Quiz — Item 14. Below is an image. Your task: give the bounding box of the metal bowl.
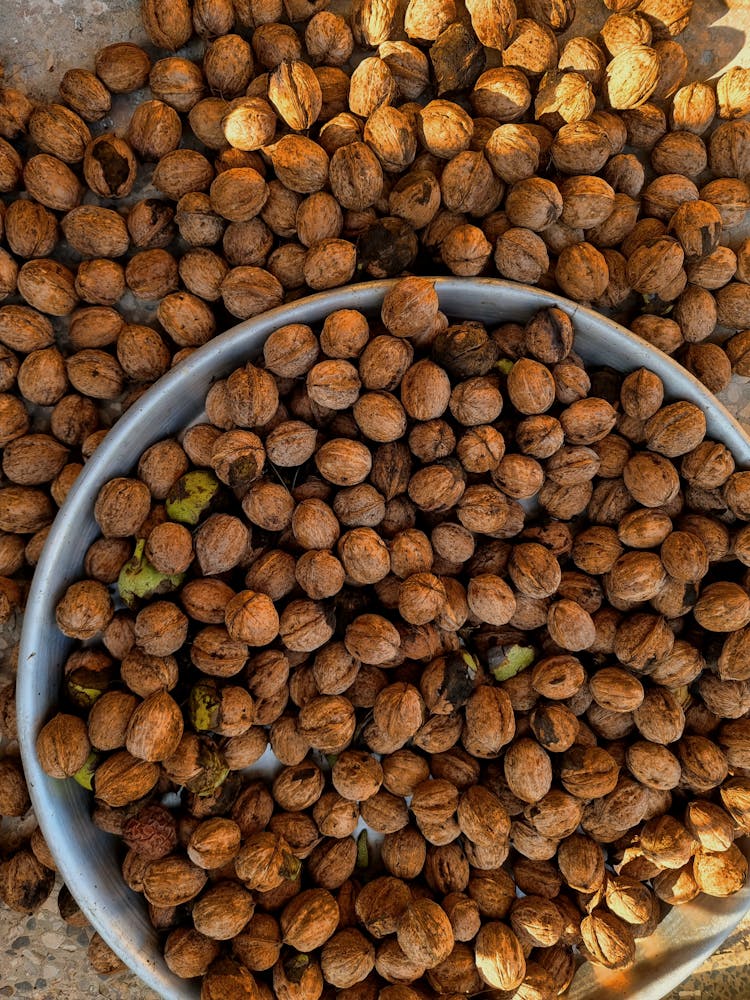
[17,278,750,1000]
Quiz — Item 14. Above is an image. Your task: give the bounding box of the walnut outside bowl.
[17,278,750,1000]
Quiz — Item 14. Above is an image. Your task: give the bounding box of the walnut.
[634,0,692,37]
[441,224,492,277]
[503,738,552,805]
[0,757,30,817]
[155,152,213,208]
[349,0,398,46]
[95,42,151,93]
[626,235,685,294]
[494,228,548,285]
[141,0,192,49]
[202,35,253,98]
[535,70,595,129]
[355,877,413,942]
[471,68,531,123]
[700,178,750,230]
[0,850,55,915]
[506,177,563,231]
[552,120,611,174]
[623,451,680,507]
[126,100,181,162]
[677,735,728,793]
[205,958,260,1000]
[485,125,539,187]
[474,922,526,991]
[122,803,177,863]
[710,124,749,182]
[652,865,699,905]
[717,283,750,330]
[296,695,355,754]
[266,60,321,133]
[660,530,709,584]
[510,895,564,949]
[416,101,471,162]
[0,86,34,142]
[193,882,255,941]
[503,19,558,77]
[680,444,736,498]
[94,750,160,807]
[164,928,221,979]
[60,68,112,123]
[347,57,396,122]
[717,66,750,120]
[693,582,750,632]
[693,844,748,898]
[320,928,376,988]
[671,81,716,135]
[652,131,707,178]
[378,278,438,345]
[141,855,208,911]
[724,473,750,523]
[429,21,484,96]
[645,401,706,457]
[123,689,184,763]
[580,910,635,969]
[395,898,454,969]
[28,103,91,164]
[556,243,610,302]
[315,438,372,486]
[684,802,735,855]
[329,141,384,212]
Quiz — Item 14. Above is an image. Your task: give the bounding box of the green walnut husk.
[117,538,185,609]
[184,738,230,796]
[189,679,221,732]
[65,666,116,709]
[283,952,312,985]
[356,830,369,869]
[73,751,101,790]
[165,470,221,526]
[490,644,537,682]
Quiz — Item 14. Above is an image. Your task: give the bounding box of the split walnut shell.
[83,135,138,198]
[268,61,322,132]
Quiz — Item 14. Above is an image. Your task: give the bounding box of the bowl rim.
[17,277,750,1000]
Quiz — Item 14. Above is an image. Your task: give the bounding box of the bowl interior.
[17,278,750,1000]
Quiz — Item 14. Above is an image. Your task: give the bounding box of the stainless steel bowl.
[17,278,750,1000]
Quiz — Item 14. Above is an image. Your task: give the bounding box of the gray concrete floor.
[1,0,748,99]
[1,0,148,97]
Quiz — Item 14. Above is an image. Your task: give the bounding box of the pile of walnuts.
[33,275,750,998]
[0,2,746,593]
[0,0,747,989]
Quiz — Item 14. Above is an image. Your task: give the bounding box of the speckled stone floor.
[1,0,749,998]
